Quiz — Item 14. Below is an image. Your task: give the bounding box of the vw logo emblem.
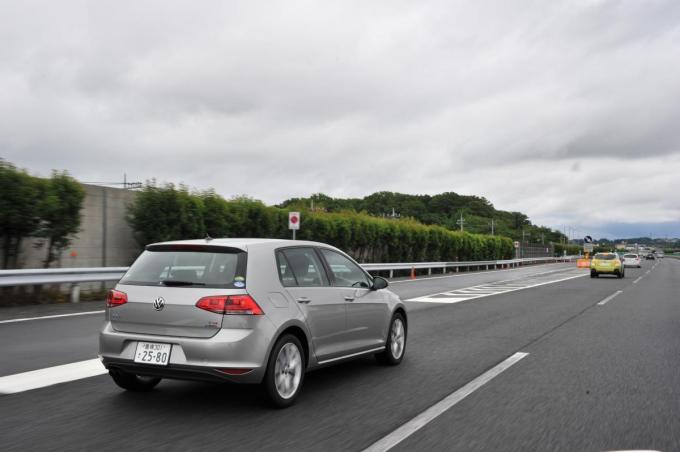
[153,297,165,311]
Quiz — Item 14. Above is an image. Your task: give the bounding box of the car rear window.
[623,254,637,258]
[593,253,616,260]
[120,246,247,288]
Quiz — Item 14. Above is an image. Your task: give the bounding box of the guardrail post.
[389,269,394,279]
[70,283,80,303]
[428,268,432,276]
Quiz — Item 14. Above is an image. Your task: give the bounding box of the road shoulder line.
[0,310,104,324]
[0,359,106,394]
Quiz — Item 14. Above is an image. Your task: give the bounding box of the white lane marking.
[389,263,572,284]
[645,270,651,274]
[597,290,623,306]
[0,359,106,394]
[0,310,104,324]
[633,276,643,284]
[406,273,586,303]
[363,352,529,452]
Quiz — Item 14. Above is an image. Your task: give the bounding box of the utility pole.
[456,212,466,232]
[490,218,495,236]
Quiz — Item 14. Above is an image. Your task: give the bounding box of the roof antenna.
[205,233,213,242]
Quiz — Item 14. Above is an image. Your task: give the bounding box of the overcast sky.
[2,0,679,239]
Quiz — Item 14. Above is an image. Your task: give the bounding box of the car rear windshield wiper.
[160,280,206,287]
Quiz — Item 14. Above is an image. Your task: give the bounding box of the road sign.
[288,212,300,230]
[584,235,593,243]
[513,241,520,249]
[584,243,594,253]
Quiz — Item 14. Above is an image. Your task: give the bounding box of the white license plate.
[134,342,172,366]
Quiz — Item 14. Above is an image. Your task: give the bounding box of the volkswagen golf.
[99,238,407,407]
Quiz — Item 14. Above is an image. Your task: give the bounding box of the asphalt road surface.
[1,259,676,451]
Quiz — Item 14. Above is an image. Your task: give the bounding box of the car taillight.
[196,295,263,315]
[107,289,128,307]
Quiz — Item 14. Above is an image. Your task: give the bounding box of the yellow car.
[590,252,625,278]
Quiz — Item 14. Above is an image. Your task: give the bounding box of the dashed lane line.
[363,352,529,452]
[597,290,623,306]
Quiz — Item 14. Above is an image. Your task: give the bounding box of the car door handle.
[296,297,311,304]
[344,296,355,302]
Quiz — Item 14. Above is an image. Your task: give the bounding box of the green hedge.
[127,185,514,262]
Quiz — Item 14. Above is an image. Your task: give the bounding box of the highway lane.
[0,262,577,376]
[0,260,671,451]
[394,258,676,451]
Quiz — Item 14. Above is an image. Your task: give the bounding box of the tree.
[127,183,206,247]
[0,160,42,268]
[35,171,86,268]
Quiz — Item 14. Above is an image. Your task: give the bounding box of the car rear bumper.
[99,320,274,384]
[591,267,621,274]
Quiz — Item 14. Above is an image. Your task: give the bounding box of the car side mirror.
[371,276,388,290]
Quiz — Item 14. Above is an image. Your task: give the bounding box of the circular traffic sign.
[290,215,299,224]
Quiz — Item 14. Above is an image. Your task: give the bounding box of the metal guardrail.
[0,267,129,287]
[362,256,576,278]
[0,257,576,302]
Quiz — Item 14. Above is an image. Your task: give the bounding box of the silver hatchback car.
[99,238,407,407]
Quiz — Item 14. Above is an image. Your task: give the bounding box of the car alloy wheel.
[390,318,405,360]
[274,342,303,400]
[263,334,306,408]
[377,313,407,365]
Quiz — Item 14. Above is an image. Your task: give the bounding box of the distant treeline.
[128,185,515,262]
[278,192,566,244]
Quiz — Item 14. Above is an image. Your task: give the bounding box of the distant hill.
[596,237,678,247]
[278,191,566,244]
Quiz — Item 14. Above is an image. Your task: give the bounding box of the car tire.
[109,369,161,392]
[591,271,598,278]
[263,334,305,409]
[377,313,407,365]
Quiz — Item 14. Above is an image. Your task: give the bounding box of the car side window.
[276,252,298,287]
[279,248,329,287]
[319,249,370,288]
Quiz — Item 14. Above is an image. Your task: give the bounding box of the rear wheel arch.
[275,325,310,369]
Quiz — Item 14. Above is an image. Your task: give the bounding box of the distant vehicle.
[99,238,407,407]
[622,254,641,268]
[656,252,665,259]
[645,253,656,260]
[591,252,625,278]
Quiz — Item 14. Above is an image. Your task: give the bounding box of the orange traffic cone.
[410,267,416,280]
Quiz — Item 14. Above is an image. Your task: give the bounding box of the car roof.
[146,238,333,252]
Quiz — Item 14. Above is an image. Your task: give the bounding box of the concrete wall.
[17,184,140,269]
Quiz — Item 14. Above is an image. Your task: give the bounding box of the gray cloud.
[1,0,680,238]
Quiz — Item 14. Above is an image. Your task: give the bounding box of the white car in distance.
[622,253,641,268]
